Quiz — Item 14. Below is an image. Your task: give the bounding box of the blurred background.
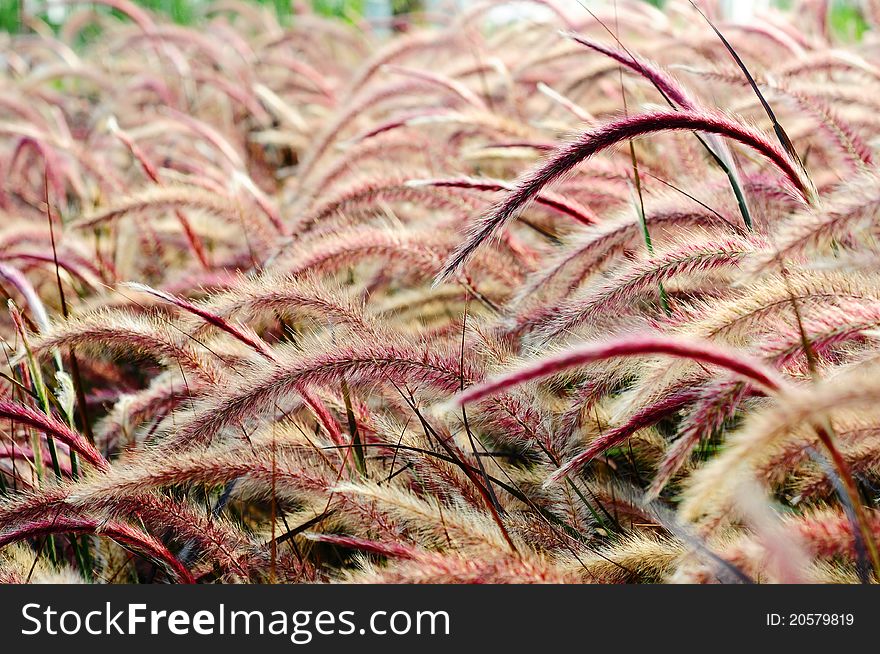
[0,0,871,42]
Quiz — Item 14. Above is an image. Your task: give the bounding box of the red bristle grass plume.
[438,108,812,282]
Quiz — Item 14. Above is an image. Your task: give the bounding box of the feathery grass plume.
[118,283,347,448]
[73,185,277,243]
[303,132,447,201]
[566,34,697,110]
[277,225,527,294]
[294,175,485,235]
[754,409,880,500]
[454,333,784,487]
[92,372,198,452]
[532,233,764,341]
[456,334,783,407]
[556,385,700,473]
[0,484,256,581]
[0,401,107,472]
[646,379,753,499]
[370,417,487,509]
[679,364,880,524]
[787,506,880,563]
[774,88,873,170]
[331,480,517,553]
[168,335,478,449]
[343,549,582,584]
[347,529,686,583]
[122,282,274,359]
[672,269,880,344]
[24,309,221,383]
[565,33,755,224]
[760,299,880,370]
[108,119,211,268]
[510,205,740,309]
[279,226,444,279]
[186,272,374,337]
[537,81,595,122]
[297,79,452,188]
[610,271,880,421]
[438,108,811,282]
[383,65,488,111]
[304,533,419,560]
[60,441,332,510]
[753,169,880,270]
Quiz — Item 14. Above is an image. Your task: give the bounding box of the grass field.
[2,0,880,584]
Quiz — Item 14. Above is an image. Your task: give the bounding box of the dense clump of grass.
[3,0,880,584]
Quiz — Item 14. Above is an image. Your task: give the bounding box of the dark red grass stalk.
[124,283,274,359]
[0,401,108,472]
[453,334,784,485]
[456,334,783,405]
[567,34,695,109]
[408,177,597,225]
[557,387,700,472]
[647,381,754,498]
[0,516,193,583]
[437,108,811,282]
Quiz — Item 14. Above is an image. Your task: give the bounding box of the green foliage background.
[0,1,871,41]
[0,0,367,32]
